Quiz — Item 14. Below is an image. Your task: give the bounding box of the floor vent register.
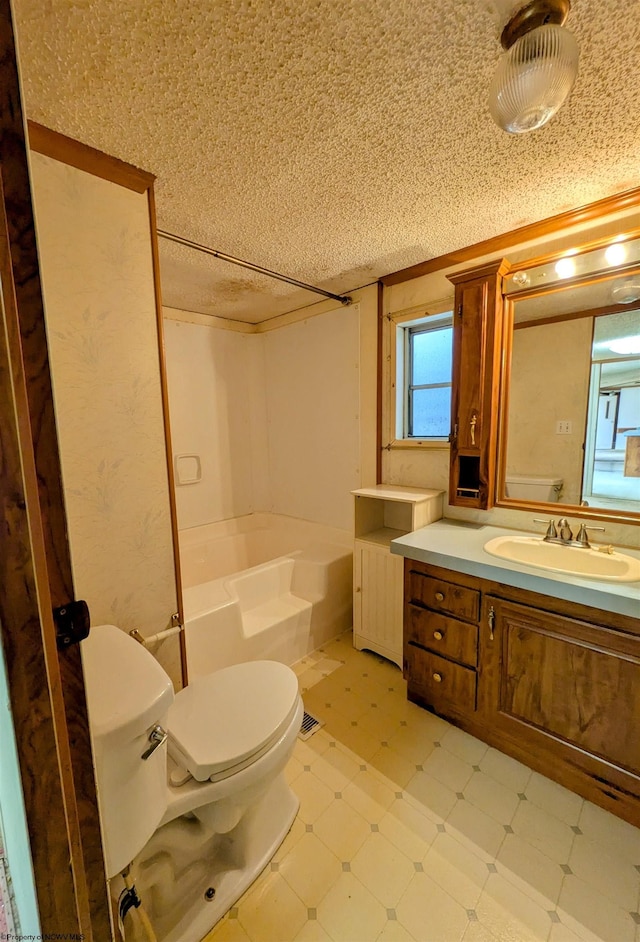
[299,711,324,741]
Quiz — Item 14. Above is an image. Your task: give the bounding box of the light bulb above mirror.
[489,0,579,134]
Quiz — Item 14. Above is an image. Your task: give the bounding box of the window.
[406,321,453,438]
[383,305,454,449]
[393,311,453,442]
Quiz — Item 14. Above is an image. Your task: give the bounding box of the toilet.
[504,473,563,502]
[81,625,302,942]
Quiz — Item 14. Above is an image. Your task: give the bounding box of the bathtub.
[179,514,353,678]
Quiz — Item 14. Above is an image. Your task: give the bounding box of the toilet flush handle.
[141,724,168,760]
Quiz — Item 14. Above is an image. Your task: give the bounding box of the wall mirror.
[497,230,640,522]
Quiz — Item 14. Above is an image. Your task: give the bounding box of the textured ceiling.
[14,0,640,322]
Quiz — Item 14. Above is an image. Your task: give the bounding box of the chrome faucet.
[533,518,605,549]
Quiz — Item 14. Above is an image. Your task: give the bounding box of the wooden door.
[480,594,640,824]
[0,3,112,937]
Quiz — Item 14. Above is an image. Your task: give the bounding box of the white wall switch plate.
[556,420,572,434]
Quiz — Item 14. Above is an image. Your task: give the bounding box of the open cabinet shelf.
[352,486,443,668]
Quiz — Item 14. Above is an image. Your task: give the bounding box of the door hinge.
[53,599,90,650]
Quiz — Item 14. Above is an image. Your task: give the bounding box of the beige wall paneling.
[30,153,181,686]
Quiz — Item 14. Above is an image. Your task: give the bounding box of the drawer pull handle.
[433,630,443,640]
[433,672,443,683]
[488,605,495,641]
[435,591,445,602]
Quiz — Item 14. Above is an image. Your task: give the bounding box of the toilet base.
[120,772,299,942]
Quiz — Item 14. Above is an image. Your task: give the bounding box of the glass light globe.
[489,24,579,134]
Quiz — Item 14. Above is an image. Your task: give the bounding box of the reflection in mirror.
[502,238,640,516]
[583,311,640,509]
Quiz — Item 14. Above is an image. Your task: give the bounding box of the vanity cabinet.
[405,568,481,720]
[404,558,640,827]
[480,596,640,782]
[447,259,509,510]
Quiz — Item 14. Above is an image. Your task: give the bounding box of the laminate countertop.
[390,519,640,620]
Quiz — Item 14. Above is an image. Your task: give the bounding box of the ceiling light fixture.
[607,335,640,356]
[489,0,579,134]
[611,278,640,305]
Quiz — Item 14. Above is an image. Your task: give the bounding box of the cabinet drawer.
[406,645,477,713]
[408,572,480,623]
[407,605,478,667]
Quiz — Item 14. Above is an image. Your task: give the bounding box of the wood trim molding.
[0,166,89,937]
[148,187,188,688]
[1,5,112,934]
[164,306,256,333]
[382,187,640,287]
[27,120,155,193]
[446,257,512,286]
[376,281,383,483]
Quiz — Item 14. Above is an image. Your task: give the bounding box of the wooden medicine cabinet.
[447,259,510,510]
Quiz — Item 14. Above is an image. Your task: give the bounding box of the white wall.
[163,321,269,528]
[165,286,377,534]
[263,305,360,530]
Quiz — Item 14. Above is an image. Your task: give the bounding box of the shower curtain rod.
[157,229,353,306]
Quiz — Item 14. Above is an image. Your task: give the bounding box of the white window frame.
[383,302,454,450]
[404,319,453,440]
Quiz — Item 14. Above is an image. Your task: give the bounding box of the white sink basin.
[484,536,640,583]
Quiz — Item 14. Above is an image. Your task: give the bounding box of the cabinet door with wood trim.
[480,595,640,791]
[447,259,509,509]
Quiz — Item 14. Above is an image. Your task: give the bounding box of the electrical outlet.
[556,420,572,434]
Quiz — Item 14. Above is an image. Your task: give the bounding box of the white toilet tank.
[82,625,174,878]
[505,474,563,502]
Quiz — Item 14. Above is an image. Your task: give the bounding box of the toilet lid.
[167,660,300,782]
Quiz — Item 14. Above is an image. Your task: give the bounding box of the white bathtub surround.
[164,300,370,535]
[180,514,353,677]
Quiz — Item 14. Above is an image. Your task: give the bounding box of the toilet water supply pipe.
[129,624,182,646]
[120,867,158,942]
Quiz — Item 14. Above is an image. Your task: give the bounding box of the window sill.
[386,438,450,450]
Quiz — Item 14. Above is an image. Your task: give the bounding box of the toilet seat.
[167,660,300,783]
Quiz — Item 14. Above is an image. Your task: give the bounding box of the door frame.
[0,2,112,935]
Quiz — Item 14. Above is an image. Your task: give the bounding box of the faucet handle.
[533,518,557,540]
[575,523,605,547]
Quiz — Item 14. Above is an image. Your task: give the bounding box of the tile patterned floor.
[205,632,640,942]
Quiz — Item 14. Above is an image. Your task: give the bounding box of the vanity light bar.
[505,235,640,294]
